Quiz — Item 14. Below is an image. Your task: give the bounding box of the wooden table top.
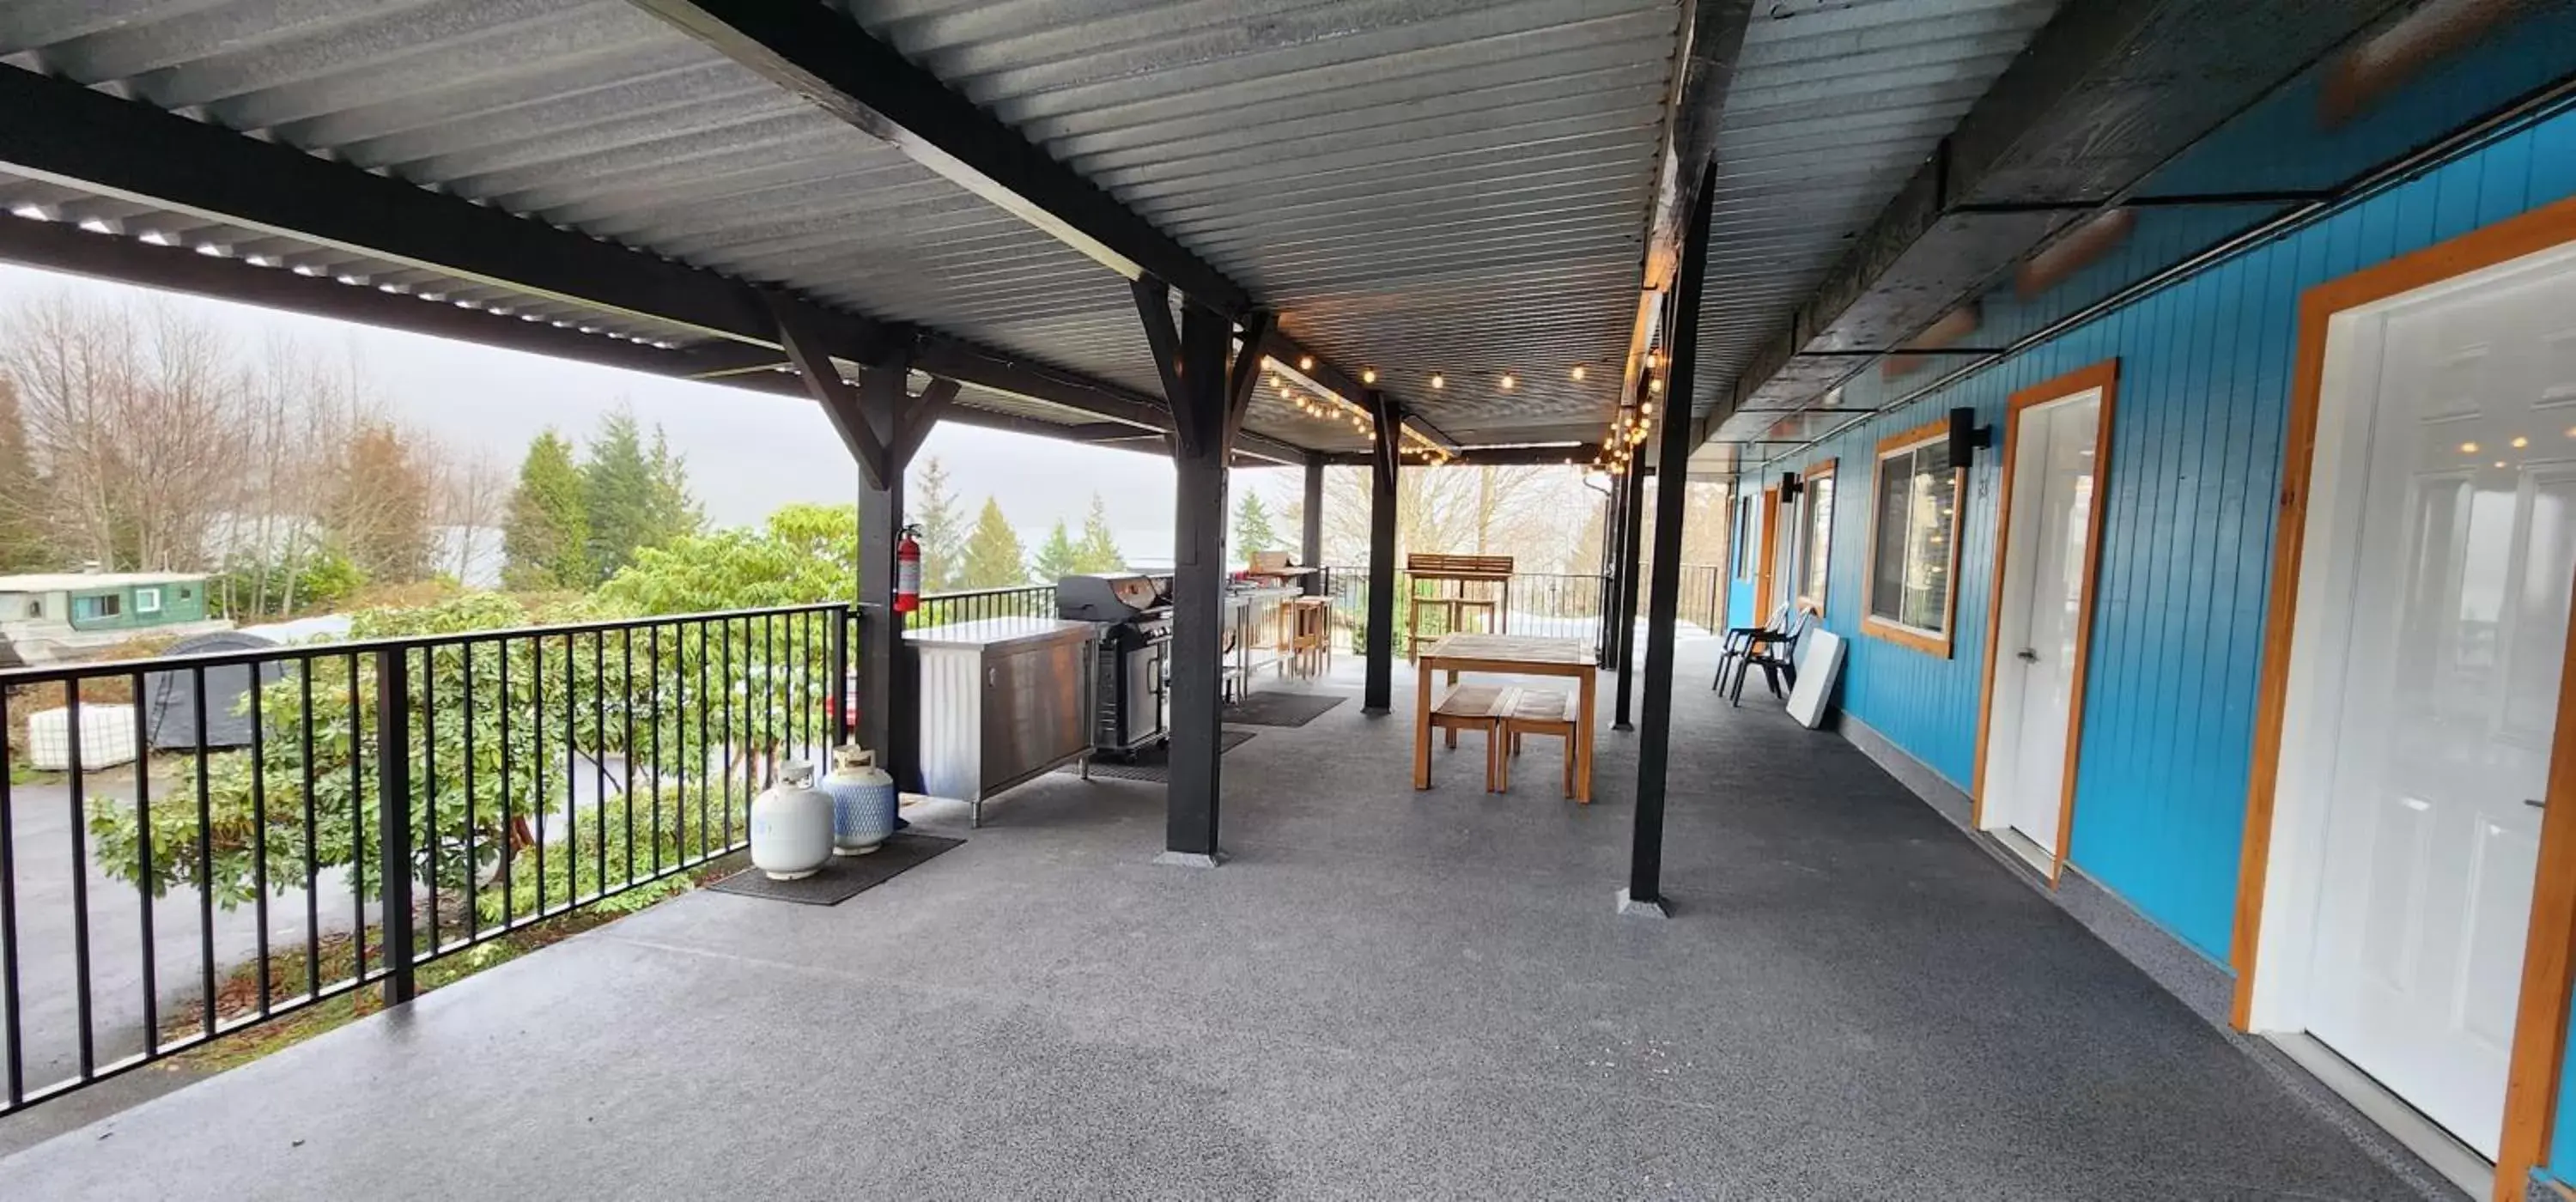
[1419,633,1595,666]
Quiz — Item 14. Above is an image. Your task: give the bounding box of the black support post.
[777,307,944,792]
[374,647,416,1005]
[1362,391,1400,714]
[1134,282,1245,865]
[1301,456,1327,596]
[1611,452,1647,732]
[1623,167,1716,919]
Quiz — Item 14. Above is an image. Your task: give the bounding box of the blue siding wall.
[1759,106,2576,970]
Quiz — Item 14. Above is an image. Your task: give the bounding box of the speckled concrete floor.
[0,642,2435,1200]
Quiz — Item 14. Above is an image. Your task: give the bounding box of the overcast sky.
[0,262,1315,558]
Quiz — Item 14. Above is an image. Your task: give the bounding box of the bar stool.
[1285,596,1332,677]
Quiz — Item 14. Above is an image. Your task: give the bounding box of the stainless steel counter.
[905,618,1096,826]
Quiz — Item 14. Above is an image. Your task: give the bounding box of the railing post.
[374,646,416,1005]
[828,603,851,744]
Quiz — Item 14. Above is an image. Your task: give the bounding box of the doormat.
[1070,729,1255,782]
[708,832,963,906]
[1222,691,1346,728]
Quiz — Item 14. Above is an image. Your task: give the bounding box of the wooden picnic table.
[1412,633,1597,802]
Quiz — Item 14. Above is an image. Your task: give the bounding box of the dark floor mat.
[708,832,963,905]
[1071,729,1255,781]
[1222,690,1347,727]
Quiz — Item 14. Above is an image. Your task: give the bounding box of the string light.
[1362,367,1378,384]
[1498,372,1516,391]
[1298,355,1315,371]
[1571,365,1587,381]
[1430,373,1445,390]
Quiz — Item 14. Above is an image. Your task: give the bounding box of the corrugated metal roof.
[835,0,1686,445]
[1690,0,2060,442]
[0,0,1166,402]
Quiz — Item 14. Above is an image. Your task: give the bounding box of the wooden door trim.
[2227,192,2576,1202]
[1797,458,1838,616]
[1754,485,1780,622]
[1968,360,2118,885]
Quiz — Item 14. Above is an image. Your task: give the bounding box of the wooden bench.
[1429,683,1515,792]
[1498,687,1577,798]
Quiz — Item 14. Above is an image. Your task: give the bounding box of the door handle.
[2015,648,2038,663]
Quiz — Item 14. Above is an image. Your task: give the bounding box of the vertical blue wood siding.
[1751,106,2576,973]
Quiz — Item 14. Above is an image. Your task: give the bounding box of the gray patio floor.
[0,640,2438,1200]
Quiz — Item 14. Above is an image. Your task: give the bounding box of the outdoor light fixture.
[1945,406,1994,470]
[1779,471,1802,501]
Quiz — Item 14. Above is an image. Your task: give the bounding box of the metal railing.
[1317,564,1725,658]
[0,603,848,1114]
[909,584,1052,628]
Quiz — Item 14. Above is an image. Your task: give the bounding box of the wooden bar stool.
[1429,683,1516,792]
[1285,596,1332,677]
[1498,687,1578,799]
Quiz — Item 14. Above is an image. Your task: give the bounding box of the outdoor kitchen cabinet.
[905,617,1097,827]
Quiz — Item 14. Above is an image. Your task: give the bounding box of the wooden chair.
[1429,683,1515,792]
[1498,687,1578,798]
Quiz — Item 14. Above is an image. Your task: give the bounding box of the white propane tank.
[749,761,834,880]
[819,744,899,855]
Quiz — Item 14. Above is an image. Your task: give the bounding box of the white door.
[1981,392,2100,858]
[2302,247,2576,1160]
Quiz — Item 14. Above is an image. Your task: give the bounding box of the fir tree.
[1072,492,1125,574]
[501,429,590,591]
[1031,519,1083,583]
[909,456,968,592]
[957,497,1027,588]
[1234,491,1280,554]
[581,408,699,583]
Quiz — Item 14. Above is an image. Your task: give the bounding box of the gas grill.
[1054,574,1171,757]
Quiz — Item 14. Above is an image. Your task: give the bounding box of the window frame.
[1730,492,1756,582]
[1795,458,1838,616]
[134,586,163,615]
[1862,418,1965,658]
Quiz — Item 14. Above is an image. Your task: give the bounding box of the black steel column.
[1301,455,1327,596]
[1611,449,1647,732]
[1623,167,1714,919]
[855,453,914,789]
[1362,391,1400,714]
[1134,283,1250,865]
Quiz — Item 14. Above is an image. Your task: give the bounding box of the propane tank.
[894,523,922,615]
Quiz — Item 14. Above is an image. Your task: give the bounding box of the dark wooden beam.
[772,294,894,491]
[629,0,1248,318]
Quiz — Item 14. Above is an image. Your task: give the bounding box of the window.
[1865,421,1963,655]
[134,587,162,615]
[72,593,123,622]
[1731,495,1755,581]
[1795,460,1837,612]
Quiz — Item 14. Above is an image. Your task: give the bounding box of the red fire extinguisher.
[894,524,922,615]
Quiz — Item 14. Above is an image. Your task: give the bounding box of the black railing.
[1319,565,1726,659]
[0,603,847,1114]
[909,584,1051,628]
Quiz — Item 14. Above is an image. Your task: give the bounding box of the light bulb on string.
[1297,355,1314,371]
[1499,373,1516,391]
[1362,367,1378,384]
[1430,373,1445,390]
[1571,365,1587,381]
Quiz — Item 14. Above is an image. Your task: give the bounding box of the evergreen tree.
[1031,519,1082,583]
[1234,491,1280,554]
[581,408,698,583]
[644,427,703,544]
[908,456,967,592]
[957,498,1027,588]
[501,429,590,591]
[1072,492,1125,573]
